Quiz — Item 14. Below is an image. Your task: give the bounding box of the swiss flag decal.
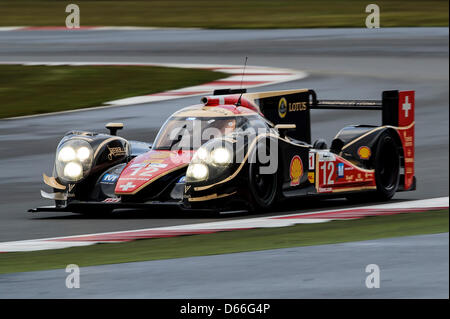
[398,90,415,190]
[398,91,415,127]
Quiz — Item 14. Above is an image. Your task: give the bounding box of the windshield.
[153,115,268,150]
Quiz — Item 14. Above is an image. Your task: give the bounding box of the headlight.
[76,146,91,161]
[194,147,209,162]
[193,146,232,166]
[63,162,83,179]
[55,139,93,182]
[210,147,231,165]
[186,163,208,181]
[187,140,235,183]
[58,146,76,162]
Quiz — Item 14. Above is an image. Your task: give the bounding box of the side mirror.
[106,122,124,136]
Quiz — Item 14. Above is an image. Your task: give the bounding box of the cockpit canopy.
[153,107,270,150]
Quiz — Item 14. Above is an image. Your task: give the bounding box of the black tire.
[373,131,401,200]
[347,131,400,203]
[248,141,278,210]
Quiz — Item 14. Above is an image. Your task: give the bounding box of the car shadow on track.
[31,196,408,220]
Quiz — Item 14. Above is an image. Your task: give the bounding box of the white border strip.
[0,197,447,252]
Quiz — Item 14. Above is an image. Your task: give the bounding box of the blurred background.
[0,0,448,28]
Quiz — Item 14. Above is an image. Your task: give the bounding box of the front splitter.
[28,200,220,214]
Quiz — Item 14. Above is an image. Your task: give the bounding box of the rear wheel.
[347,131,400,203]
[373,131,400,200]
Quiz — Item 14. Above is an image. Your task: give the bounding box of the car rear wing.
[245,88,414,140]
[310,89,415,129]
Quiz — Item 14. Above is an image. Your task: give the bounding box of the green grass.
[0,65,225,118]
[0,209,447,274]
[0,1,447,28]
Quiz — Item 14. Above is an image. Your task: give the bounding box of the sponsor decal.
[357,146,371,160]
[128,166,160,178]
[103,197,121,203]
[68,184,75,192]
[101,173,118,184]
[119,182,136,191]
[148,163,168,168]
[184,185,191,193]
[149,152,171,159]
[278,97,287,118]
[288,101,307,112]
[143,159,164,164]
[289,155,303,186]
[308,152,315,170]
[308,172,315,183]
[337,163,344,178]
[318,151,335,162]
[130,163,147,168]
[278,98,306,119]
[320,161,335,185]
[107,146,126,160]
[365,172,374,179]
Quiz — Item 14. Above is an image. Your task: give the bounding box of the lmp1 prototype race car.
[30,88,416,214]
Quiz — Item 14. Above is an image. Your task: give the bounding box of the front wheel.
[248,143,278,211]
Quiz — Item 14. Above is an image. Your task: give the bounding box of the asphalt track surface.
[0,233,448,298]
[0,28,448,243]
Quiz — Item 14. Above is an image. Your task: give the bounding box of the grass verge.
[0,65,225,118]
[0,1,448,28]
[0,209,447,274]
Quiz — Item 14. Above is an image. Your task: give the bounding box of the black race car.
[31,88,415,214]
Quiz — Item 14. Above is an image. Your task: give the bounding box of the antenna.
[235,56,248,107]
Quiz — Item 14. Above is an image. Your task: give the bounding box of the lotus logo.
[278,97,287,118]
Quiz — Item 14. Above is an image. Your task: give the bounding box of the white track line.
[0,27,27,31]
[0,61,308,120]
[0,197,447,253]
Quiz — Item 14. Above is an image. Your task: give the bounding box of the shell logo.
[358,146,371,160]
[290,155,303,186]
